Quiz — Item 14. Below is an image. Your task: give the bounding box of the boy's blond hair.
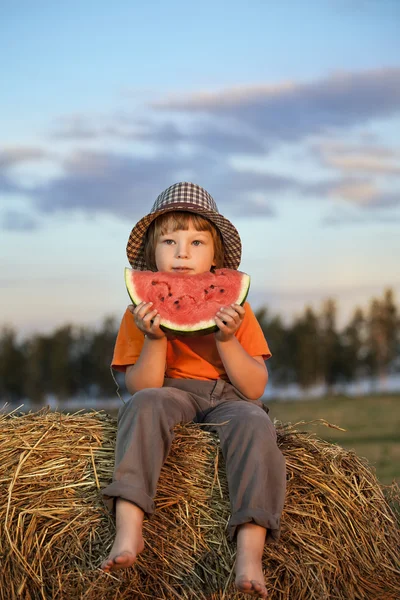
[144,211,224,272]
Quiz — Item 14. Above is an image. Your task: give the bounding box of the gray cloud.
[30,150,292,219]
[50,115,267,156]
[30,150,195,219]
[0,146,52,199]
[304,176,400,210]
[48,68,400,164]
[188,123,267,155]
[0,147,50,200]
[153,68,400,143]
[0,147,295,227]
[1,144,396,232]
[50,114,149,141]
[310,140,400,175]
[2,68,399,230]
[0,173,20,194]
[1,210,39,231]
[323,210,400,226]
[0,146,49,168]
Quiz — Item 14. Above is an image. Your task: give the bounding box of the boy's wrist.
[144,333,167,342]
[215,333,235,344]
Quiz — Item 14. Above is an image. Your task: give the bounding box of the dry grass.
[1,408,399,600]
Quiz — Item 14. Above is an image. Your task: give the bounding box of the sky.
[1,0,400,338]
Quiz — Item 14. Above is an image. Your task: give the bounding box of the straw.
[1,409,399,599]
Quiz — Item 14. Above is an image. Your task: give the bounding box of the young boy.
[101,182,286,598]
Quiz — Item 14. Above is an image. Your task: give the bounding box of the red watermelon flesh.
[124,268,251,335]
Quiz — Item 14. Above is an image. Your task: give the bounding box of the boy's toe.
[250,580,268,597]
[100,559,112,571]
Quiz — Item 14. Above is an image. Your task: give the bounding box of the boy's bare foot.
[101,498,145,573]
[235,523,268,598]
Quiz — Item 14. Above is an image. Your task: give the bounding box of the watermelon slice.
[124,268,251,336]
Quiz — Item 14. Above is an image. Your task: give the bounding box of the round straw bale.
[0,409,399,600]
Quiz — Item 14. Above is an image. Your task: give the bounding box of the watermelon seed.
[204,290,208,294]
[152,281,157,285]
[220,289,225,293]
[160,297,164,302]
[174,300,179,304]
[210,285,215,289]
[168,293,173,297]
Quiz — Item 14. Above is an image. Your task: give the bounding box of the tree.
[88,317,119,396]
[255,308,293,385]
[318,299,343,392]
[23,334,52,405]
[48,325,78,400]
[341,307,366,383]
[289,306,321,390]
[365,288,399,383]
[0,326,25,402]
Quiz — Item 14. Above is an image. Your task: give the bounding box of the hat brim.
[126,203,242,271]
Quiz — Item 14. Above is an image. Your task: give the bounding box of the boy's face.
[155,219,215,274]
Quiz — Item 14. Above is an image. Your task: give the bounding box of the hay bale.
[1,408,399,600]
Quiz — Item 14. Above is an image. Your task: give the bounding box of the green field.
[268,394,400,486]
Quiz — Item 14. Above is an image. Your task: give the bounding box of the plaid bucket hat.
[126,182,242,270]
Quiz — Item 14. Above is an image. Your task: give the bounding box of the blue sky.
[1,0,400,336]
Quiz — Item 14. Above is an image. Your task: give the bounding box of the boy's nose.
[176,243,189,258]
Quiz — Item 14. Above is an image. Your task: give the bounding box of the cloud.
[0,173,20,194]
[0,146,296,229]
[0,146,52,198]
[30,150,191,218]
[50,114,267,156]
[152,67,400,143]
[28,149,292,219]
[1,210,39,231]
[311,140,400,175]
[48,68,400,161]
[2,68,399,230]
[1,143,396,231]
[323,210,400,226]
[0,146,49,168]
[305,176,400,209]
[50,114,149,141]
[324,154,400,175]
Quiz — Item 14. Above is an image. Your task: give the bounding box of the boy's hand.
[214,304,245,342]
[128,303,166,340]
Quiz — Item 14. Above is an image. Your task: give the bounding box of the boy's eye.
[192,240,203,246]
[162,239,175,245]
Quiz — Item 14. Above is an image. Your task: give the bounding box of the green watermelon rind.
[124,268,250,336]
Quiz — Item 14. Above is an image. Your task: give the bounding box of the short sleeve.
[236,302,271,360]
[111,309,145,372]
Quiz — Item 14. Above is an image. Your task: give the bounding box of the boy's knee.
[229,405,277,442]
[132,388,169,411]
[118,388,169,421]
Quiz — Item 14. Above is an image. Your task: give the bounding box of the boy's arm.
[216,337,268,400]
[215,304,268,400]
[125,336,167,394]
[125,302,168,394]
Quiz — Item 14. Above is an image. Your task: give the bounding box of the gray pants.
[102,378,286,541]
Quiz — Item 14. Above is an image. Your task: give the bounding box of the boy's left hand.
[214,304,245,342]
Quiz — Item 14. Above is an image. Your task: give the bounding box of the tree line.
[0,288,399,404]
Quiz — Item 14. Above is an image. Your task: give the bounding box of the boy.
[101,182,286,598]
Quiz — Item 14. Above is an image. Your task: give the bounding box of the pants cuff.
[102,481,155,516]
[228,508,281,542]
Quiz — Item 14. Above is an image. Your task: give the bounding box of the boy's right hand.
[129,303,166,340]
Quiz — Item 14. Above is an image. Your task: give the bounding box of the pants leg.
[203,399,286,542]
[102,386,199,514]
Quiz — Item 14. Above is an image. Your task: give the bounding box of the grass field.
[268,394,400,486]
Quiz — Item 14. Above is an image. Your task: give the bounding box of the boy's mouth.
[172,267,193,273]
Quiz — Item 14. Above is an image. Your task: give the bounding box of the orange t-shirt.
[111,302,271,382]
